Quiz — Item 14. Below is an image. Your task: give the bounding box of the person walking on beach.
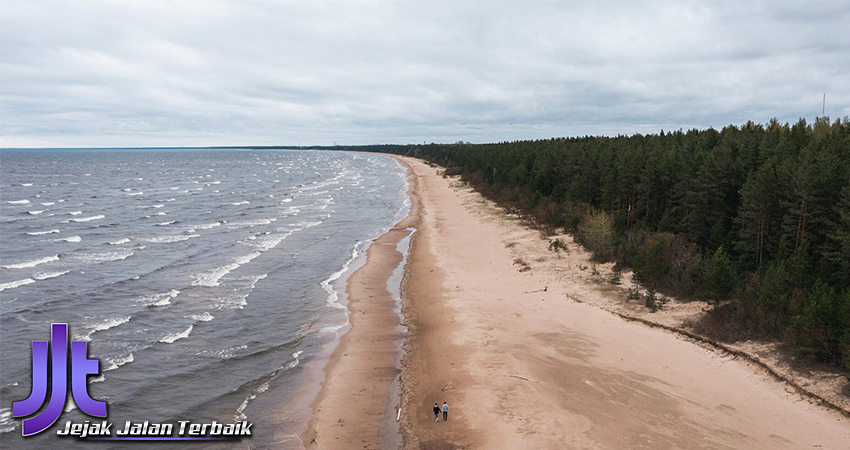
[433,403,440,422]
[442,401,449,421]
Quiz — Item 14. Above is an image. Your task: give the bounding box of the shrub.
[548,238,568,253]
[576,209,617,261]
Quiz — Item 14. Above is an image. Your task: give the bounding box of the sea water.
[0,148,408,449]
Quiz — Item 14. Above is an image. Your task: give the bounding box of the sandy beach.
[307,155,849,450]
[302,160,419,450]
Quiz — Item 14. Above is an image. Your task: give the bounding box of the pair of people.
[433,402,448,422]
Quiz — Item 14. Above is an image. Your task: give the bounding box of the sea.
[0,148,409,449]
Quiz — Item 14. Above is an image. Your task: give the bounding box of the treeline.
[361,118,850,369]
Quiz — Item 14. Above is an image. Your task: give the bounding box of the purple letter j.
[12,323,106,436]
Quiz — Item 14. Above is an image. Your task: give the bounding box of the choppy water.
[0,149,408,449]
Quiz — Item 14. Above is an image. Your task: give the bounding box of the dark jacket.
[433,405,440,415]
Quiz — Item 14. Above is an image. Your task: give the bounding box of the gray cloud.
[1,0,848,147]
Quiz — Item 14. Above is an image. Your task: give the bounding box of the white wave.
[19,183,34,187]
[192,222,222,230]
[281,198,293,203]
[124,191,144,196]
[227,218,276,229]
[139,234,199,243]
[1,254,59,269]
[76,250,134,263]
[69,214,104,222]
[250,231,295,251]
[190,312,214,322]
[104,353,134,371]
[160,324,193,343]
[140,289,180,307]
[192,252,261,287]
[230,201,250,206]
[26,229,60,236]
[322,242,362,312]
[69,211,82,215]
[155,212,166,216]
[156,220,176,226]
[7,199,29,204]
[213,274,267,310]
[58,235,81,243]
[33,270,69,280]
[0,407,14,434]
[26,210,46,215]
[0,278,35,291]
[79,316,131,342]
[151,204,164,208]
[40,202,55,206]
[108,238,131,245]
[234,349,301,421]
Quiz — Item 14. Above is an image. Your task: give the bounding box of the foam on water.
[139,289,181,307]
[108,238,131,245]
[104,353,134,371]
[190,312,215,322]
[160,324,193,343]
[33,271,69,280]
[0,278,36,291]
[192,251,261,287]
[6,199,29,204]
[76,250,134,263]
[234,350,303,421]
[68,214,104,222]
[139,234,199,243]
[79,316,131,342]
[26,229,60,235]
[0,407,15,434]
[1,254,60,269]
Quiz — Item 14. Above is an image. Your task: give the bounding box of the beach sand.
[307,155,849,449]
[301,160,418,450]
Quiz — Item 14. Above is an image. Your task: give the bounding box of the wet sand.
[302,160,418,450]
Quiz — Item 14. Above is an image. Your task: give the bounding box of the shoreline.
[301,156,418,450]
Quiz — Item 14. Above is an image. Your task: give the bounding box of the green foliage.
[632,234,670,286]
[645,289,659,312]
[348,117,850,367]
[790,281,850,367]
[576,209,616,261]
[704,246,736,309]
[548,238,568,253]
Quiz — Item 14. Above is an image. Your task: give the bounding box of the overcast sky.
[1,1,848,147]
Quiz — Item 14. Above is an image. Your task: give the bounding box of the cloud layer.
[1,1,848,147]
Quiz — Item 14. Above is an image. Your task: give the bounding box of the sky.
[1,0,848,148]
